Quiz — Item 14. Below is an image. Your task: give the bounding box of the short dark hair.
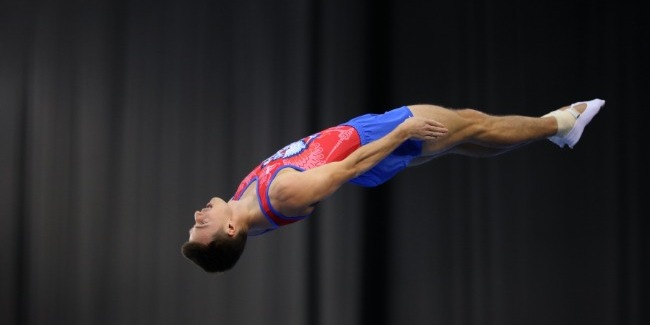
[181,229,248,273]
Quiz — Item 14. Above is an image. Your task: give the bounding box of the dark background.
[1,0,647,324]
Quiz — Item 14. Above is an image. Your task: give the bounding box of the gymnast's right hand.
[400,116,448,140]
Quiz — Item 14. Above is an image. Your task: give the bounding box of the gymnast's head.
[181,197,248,273]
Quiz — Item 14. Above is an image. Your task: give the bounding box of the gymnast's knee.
[455,108,490,120]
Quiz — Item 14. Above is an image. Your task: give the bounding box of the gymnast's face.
[188,197,232,244]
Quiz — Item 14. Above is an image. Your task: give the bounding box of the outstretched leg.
[407,99,604,159]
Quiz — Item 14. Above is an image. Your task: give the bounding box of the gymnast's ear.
[226,221,236,237]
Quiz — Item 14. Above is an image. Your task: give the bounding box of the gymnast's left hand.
[401,116,448,140]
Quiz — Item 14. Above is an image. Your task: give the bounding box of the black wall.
[1,0,647,324]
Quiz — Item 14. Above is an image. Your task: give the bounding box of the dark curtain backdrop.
[1,0,647,324]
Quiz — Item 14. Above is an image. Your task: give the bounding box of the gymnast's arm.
[270,117,448,211]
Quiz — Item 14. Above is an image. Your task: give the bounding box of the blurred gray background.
[1,0,647,324]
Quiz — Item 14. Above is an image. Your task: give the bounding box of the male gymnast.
[181,98,605,273]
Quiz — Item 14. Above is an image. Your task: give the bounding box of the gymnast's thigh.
[407,104,480,156]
